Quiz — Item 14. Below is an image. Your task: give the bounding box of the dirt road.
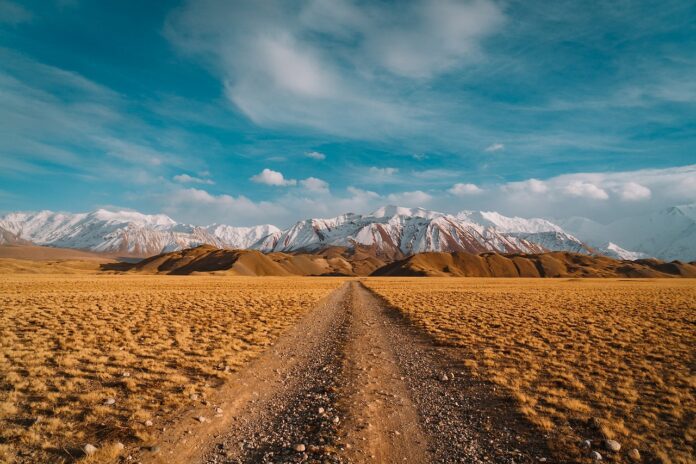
[142,281,553,463]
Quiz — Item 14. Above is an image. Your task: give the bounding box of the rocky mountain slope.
[0,226,31,246]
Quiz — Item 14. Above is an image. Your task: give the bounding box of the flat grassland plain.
[0,275,343,463]
[364,278,696,464]
[1,275,694,463]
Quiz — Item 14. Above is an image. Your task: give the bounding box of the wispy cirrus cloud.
[368,167,399,176]
[0,1,31,24]
[164,0,505,139]
[305,151,326,160]
[485,143,504,152]
[173,173,214,185]
[0,48,206,182]
[2,1,694,226]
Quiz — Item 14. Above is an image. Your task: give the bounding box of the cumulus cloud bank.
[160,164,696,226]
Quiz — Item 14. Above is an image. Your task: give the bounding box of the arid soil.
[365,278,696,464]
[2,276,692,463]
[0,276,342,463]
[139,282,552,464]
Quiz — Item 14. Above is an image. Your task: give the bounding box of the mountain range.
[0,209,279,257]
[1,204,694,261]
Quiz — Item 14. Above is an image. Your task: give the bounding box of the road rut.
[142,281,553,464]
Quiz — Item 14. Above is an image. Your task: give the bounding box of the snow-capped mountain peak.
[457,210,563,233]
[255,207,588,258]
[4,204,687,261]
[0,209,280,257]
[556,203,696,262]
[89,209,177,228]
[368,205,444,220]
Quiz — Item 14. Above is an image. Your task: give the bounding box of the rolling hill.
[109,244,386,276]
[103,245,696,278]
[372,251,696,278]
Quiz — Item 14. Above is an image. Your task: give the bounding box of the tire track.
[355,281,555,463]
[143,281,554,464]
[337,282,430,463]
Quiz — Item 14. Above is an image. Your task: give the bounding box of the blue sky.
[1,0,695,226]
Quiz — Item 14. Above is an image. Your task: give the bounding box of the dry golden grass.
[364,278,696,464]
[0,258,110,274]
[0,275,342,463]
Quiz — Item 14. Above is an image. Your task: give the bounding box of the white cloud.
[173,173,214,185]
[448,183,483,195]
[386,190,432,206]
[502,178,548,194]
[164,0,504,138]
[259,35,336,98]
[0,49,205,182]
[346,186,380,199]
[369,166,399,176]
[563,181,609,200]
[671,175,696,198]
[250,168,297,186]
[157,165,696,227]
[305,151,326,160]
[411,169,461,180]
[365,0,506,78]
[162,187,287,226]
[619,182,651,201]
[485,143,504,152]
[484,165,696,221]
[300,177,329,193]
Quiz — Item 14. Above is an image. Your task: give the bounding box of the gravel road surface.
[141,281,555,464]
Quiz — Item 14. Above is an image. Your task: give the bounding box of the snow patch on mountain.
[5,204,686,260]
[457,211,563,233]
[555,203,696,261]
[204,224,280,249]
[457,210,593,255]
[257,205,587,257]
[0,226,30,245]
[597,242,648,260]
[370,206,443,220]
[0,210,279,257]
